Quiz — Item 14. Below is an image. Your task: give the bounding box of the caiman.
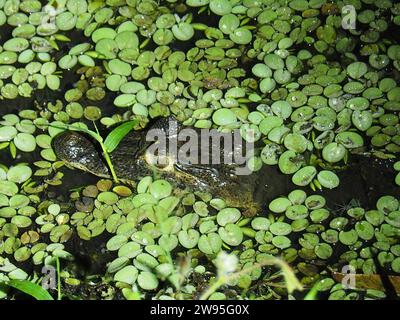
[53,116,399,216]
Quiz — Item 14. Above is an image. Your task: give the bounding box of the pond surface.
[0,0,400,301]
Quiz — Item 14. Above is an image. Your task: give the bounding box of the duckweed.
[0,0,399,302]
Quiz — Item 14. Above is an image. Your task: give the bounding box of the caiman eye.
[144,151,174,171]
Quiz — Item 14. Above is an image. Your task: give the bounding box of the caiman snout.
[53,131,110,177]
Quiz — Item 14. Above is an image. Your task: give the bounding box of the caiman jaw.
[63,161,111,180]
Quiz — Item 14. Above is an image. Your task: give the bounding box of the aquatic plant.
[0,0,399,300]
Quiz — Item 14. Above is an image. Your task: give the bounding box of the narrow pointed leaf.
[6,280,54,300]
[104,120,139,153]
[48,123,103,143]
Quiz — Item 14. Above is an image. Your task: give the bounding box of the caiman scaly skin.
[53,116,273,215]
[53,117,399,216]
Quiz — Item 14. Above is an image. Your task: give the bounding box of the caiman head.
[53,117,262,215]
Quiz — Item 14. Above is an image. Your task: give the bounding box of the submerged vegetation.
[0,0,400,300]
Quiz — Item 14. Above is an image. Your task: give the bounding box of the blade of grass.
[103,119,139,153]
[48,123,103,143]
[5,280,54,300]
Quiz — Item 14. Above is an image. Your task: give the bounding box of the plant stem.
[100,142,119,183]
[199,277,226,300]
[56,257,61,301]
[93,121,119,183]
[199,257,303,300]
